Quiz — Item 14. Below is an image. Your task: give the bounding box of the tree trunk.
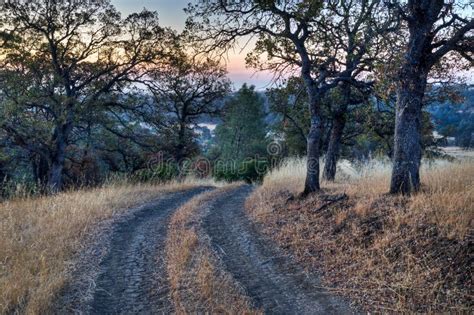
[175,121,186,162]
[296,40,323,196]
[323,83,350,181]
[390,70,427,194]
[48,159,64,193]
[47,118,72,193]
[389,13,433,195]
[303,95,323,195]
[304,116,322,195]
[48,134,67,193]
[323,113,346,181]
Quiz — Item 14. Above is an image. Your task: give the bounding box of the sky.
[113,1,473,87]
[113,0,274,90]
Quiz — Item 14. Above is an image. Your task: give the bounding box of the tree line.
[0,0,472,196]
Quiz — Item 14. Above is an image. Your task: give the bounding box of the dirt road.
[57,187,210,314]
[89,187,211,314]
[58,185,353,314]
[203,185,354,314]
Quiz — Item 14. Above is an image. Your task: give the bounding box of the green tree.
[214,84,268,162]
[267,77,309,156]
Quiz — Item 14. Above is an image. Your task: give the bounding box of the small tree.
[267,77,310,156]
[214,84,268,162]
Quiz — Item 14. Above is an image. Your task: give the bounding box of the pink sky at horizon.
[113,0,275,90]
[113,1,473,87]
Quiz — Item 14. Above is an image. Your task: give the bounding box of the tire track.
[88,187,211,314]
[203,185,355,315]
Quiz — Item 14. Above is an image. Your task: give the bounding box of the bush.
[213,162,239,182]
[132,163,179,183]
[0,176,39,200]
[213,159,269,183]
[240,159,269,183]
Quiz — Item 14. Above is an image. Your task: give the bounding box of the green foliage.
[214,84,269,161]
[267,78,441,161]
[212,163,240,182]
[239,159,269,183]
[131,163,179,183]
[213,159,269,183]
[349,98,436,159]
[267,77,309,156]
[428,86,474,148]
[0,174,39,200]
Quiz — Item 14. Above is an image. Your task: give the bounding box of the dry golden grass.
[0,177,218,315]
[441,147,474,159]
[247,157,473,313]
[166,186,260,314]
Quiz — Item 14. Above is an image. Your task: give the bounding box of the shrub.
[240,159,269,183]
[132,163,179,183]
[213,159,269,183]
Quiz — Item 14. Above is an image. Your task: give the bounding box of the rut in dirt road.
[204,185,355,315]
[89,187,210,314]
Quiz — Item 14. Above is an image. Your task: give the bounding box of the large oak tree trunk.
[389,11,434,195]
[48,159,64,193]
[303,85,323,195]
[390,69,428,194]
[323,113,346,181]
[48,144,66,193]
[175,125,186,162]
[304,116,322,195]
[48,134,67,192]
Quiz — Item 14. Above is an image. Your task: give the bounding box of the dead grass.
[166,186,261,314]
[0,177,218,315]
[441,147,474,159]
[247,157,473,313]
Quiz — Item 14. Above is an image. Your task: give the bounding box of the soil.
[203,185,355,315]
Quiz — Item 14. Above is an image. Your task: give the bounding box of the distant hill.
[427,85,474,148]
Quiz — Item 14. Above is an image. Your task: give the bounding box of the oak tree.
[145,51,231,162]
[387,0,473,194]
[0,0,171,191]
